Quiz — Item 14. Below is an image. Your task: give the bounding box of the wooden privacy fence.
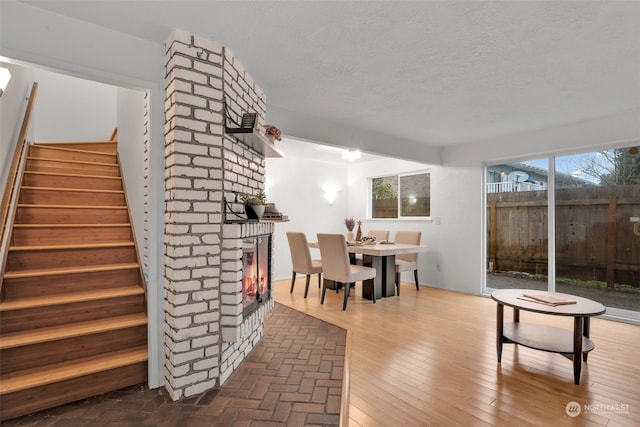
[487,185,640,289]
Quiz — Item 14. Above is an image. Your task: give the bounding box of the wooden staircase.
[0,141,148,421]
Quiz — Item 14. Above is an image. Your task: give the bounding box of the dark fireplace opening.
[242,234,271,317]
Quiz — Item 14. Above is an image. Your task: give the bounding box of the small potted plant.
[264,124,282,142]
[345,216,356,241]
[240,190,267,220]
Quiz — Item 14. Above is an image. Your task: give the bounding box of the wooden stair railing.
[0,136,148,421]
[1,82,38,299]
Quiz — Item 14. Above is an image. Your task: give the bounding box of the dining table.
[309,240,428,300]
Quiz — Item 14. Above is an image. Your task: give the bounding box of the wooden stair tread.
[0,346,147,395]
[0,313,147,350]
[17,204,127,209]
[24,171,122,180]
[0,286,145,311]
[3,262,140,279]
[21,186,124,194]
[27,156,119,168]
[9,241,134,251]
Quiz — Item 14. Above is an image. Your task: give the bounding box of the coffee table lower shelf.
[502,322,595,354]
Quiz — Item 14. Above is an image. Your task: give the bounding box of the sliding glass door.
[486,159,549,292]
[554,148,640,312]
[486,147,640,318]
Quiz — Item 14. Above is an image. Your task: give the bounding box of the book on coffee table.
[520,292,577,306]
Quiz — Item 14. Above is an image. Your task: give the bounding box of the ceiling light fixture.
[341,150,361,161]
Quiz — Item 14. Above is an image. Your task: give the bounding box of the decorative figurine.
[355,220,363,242]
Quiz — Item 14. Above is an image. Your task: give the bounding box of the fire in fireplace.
[242,234,271,316]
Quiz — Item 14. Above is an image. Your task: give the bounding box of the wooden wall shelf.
[225,128,284,158]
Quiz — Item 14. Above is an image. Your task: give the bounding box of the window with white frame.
[370,171,431,219]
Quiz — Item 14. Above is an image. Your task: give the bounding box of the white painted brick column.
[164,30,226,400]
[163,30,274,401]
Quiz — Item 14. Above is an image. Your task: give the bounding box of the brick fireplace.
[240,233,272,315]
[163,30,275,400]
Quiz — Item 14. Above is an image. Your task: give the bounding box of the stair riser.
[2,269,140,300]
[19,188,125,206]
[8,246,137,271]
[22,173,123,191]
[29,146,117,164]
[0,326,147,375]
[26,159,120,177]
[0,362,147,421]
[35,142,118,154]
[16,207,129,224]
[0,295,145,334]
[11,226,133,246]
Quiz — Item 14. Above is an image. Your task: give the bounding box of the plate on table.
[347,241,362,246]
[379,240,395,245]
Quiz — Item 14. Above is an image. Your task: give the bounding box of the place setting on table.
[347,236,395,246]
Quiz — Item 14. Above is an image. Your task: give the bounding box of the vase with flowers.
[344,216,355,242]
[264,124,282,143]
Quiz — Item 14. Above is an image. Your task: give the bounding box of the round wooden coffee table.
[491,289,606,384]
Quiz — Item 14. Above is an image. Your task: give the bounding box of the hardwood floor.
[273,279,640,427]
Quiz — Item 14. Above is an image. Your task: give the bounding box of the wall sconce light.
[341,150,361,161]
[0,67,11,98]
[324,190,337,206]
[323,183,338,206]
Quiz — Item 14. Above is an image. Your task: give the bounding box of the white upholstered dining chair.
[366,229,390,241]
[286,232,322,298]
[394,231,422,295]
[317,233,377,310]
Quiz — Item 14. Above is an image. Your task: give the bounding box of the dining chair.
[317,233,377,310]
[394,231,422,295]
[366,229,390,241]
[286,232,322,298]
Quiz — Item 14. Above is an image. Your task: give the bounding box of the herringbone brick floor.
[4,303,346,426]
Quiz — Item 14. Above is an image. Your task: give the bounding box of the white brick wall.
[164,30,274,401]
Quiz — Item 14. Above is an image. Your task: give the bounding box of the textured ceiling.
[19,0,640,149]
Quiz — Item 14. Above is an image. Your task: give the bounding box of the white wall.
[117,87,147,248]
[0,62,33,189]
[266,140,349,281]
[443,110,640,168]
[30,69,116,142]
[425,165,484,294]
